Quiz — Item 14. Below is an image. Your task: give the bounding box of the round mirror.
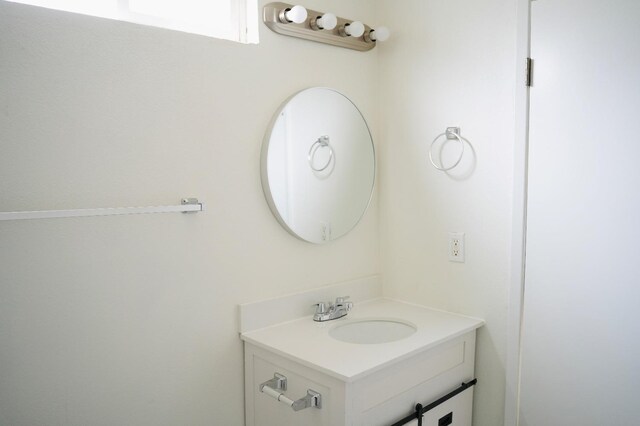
[261,88,375,243]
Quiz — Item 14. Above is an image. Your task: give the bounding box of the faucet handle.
[335,296,350,305]
[312,302,328,314]
[335,296,352,311]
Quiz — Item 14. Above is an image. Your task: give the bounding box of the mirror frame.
[260,87,376,243]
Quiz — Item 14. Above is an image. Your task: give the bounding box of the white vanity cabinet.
[244,331,476,426]
[241,299,483,426]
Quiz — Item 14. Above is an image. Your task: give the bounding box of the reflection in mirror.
[261,88,375,244]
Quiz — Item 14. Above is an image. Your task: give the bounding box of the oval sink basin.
[329,318,417,344]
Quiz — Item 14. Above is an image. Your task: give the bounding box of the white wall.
[1,1,522,424]
[0,2,381,424]
[376,1,516,425]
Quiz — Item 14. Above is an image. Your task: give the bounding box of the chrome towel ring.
[308,135,334,172]
[429,127,465,171]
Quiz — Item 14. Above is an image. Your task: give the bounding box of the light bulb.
[369,26,390,42]
[315,13,337,30]
[281,5,307,24]
[343,21,365,38]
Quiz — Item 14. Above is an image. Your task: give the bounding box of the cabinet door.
[355,332,475,426]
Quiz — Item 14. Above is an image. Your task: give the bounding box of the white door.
[519,0,640,425]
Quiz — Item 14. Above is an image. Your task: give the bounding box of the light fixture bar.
[263,2,383,51]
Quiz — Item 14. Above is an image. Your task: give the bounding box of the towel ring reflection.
[428,127,465,171]
[308,135,334,172]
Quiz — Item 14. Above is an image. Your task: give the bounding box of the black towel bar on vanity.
[389,379,478,426]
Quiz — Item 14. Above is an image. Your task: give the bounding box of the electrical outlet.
[448,232,465,262]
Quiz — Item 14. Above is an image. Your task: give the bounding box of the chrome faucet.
[312,296,353,322]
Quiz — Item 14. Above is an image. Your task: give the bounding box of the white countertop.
[240,298,484,382]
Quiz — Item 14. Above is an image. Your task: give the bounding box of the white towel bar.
[0,198,204,221]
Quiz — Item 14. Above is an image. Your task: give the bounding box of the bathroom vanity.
[241,298,483,426]
[249,85,483,425]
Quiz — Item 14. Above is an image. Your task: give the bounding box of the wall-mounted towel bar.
[0,198,204,221]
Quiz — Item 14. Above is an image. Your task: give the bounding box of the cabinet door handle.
[259,373,322,411]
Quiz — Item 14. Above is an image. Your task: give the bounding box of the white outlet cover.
[448,232,465,262]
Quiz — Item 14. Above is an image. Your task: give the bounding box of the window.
[7,0,259,43]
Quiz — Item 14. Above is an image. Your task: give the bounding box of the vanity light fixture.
[339,21,365,38]
[279,5,307,24]
[310,13,338,31]
[263,2,389,51]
